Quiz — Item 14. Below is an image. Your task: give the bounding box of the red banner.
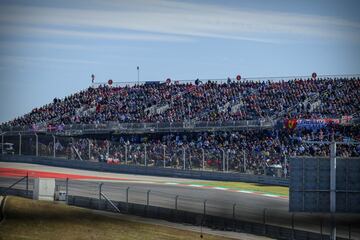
[284,119,297,129]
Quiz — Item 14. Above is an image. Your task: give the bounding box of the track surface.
[0,162,359,239]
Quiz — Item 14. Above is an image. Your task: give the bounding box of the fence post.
[87,139,91,160]
[183,147,186,170]
[163,145,166,168]
[284,155,288,178]
[232,203,236,219]
[263,208,267,235]
[26,171,29,196]
[1,133,4,155]
[52,135,56,158]
[221,149,225,171]
[35,133,38,157]
[243,150,246,173]
[146,190,151,215]
[126,187,130,212]
[202,148,205,171]
[125,145,128,164]
[65,178,69,204]
[98,183,103,210]
[106,140,110,157]
[320,217,323,240]
[18,133,21,155]
[291,213,295,240]
[226,150,229,172]
[175,195,178,211]
[71,137,75,159]
[144,144,147,167]
[349,224,351,240]
[203,200,207,216]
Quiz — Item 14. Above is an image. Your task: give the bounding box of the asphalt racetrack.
[0,162,359,239]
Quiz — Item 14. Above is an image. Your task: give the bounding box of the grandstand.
[1,74,359,177]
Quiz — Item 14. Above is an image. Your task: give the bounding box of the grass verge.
[184,181,289,196]
[0,196,234,240]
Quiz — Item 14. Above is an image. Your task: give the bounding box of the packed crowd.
[2,77,359,129]
[28,125,359,177]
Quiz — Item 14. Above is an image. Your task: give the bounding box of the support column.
[330,141,337,240]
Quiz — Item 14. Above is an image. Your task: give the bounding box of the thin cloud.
[0,0,359,43]
[0,55,99,65]
[0,25,193,42]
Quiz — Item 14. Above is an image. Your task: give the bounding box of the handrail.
[0,119,275,134]
[101,192,121,213]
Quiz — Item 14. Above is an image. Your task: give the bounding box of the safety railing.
[0,119,275,134]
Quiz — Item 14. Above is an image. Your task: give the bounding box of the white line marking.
[237,190,254,194]
[188,184,203,188]
[262,194,279,198]
[164,182,179,185]
[213,187,228,190]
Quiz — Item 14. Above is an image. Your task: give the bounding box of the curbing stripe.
[178,183,288,200]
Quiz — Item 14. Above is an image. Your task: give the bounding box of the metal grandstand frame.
[0,119,275,135]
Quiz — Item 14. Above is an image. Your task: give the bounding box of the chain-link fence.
[1,133,293,178]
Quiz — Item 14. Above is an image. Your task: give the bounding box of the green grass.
[184,181,289,196]
[0,196,234,240]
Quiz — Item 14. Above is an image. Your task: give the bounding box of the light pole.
[137,66,140,84]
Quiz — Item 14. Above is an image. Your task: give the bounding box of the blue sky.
[0,0,360,123]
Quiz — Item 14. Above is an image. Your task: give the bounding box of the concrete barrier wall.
[0,155,289,186]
